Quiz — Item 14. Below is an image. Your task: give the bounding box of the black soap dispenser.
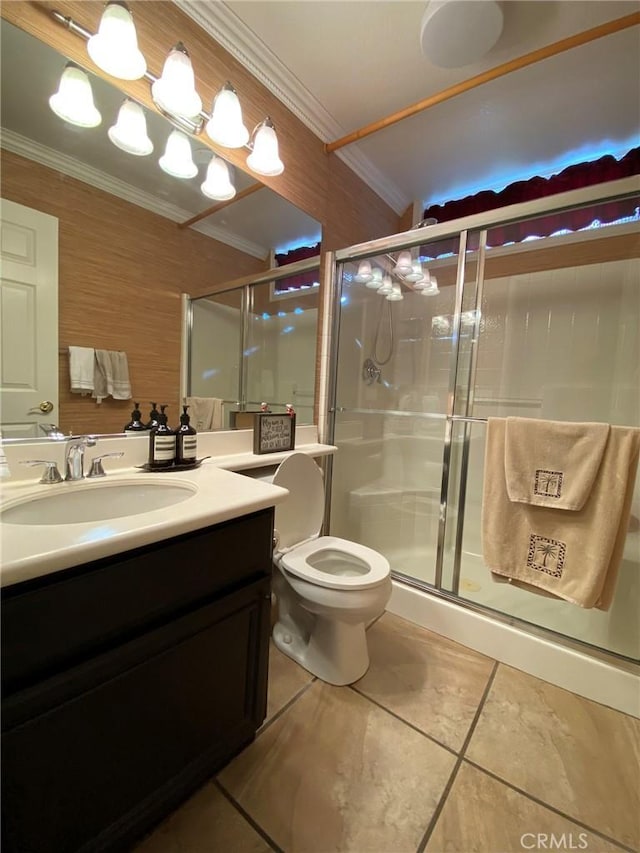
[148,405,176,469]
[146,402,161,431]
[124,402,147,433]
[176,405,198,465]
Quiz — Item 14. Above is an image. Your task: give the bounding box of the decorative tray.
[137,457,210,472]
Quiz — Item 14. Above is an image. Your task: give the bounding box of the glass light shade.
[377,274,393,295]
[405,260,425,283]
[205,83,249,148]
[87,1,146,80]
[159,129,197,179]
[49,64,101,128]
[151,43,202,118]
[393,251,413,276]
[387,283,404,301]
[246,119,284,176]
[108,99,153,156]
[354,260,373,284]
[366,268,384,290]
[201,155,236,200]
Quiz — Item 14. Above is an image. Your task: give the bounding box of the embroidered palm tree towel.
[482,417,640,610]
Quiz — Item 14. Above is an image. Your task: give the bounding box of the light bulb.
[201,155,236,200]
[87,1,146,80]
[151,42,202,119]
[247,118,284,176]
[49,63,101,128]
[205,83,249,148]
[159,129,197,179]
[108,99,153,156]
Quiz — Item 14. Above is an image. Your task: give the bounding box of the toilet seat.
[280,535,390,590]
[272,454,390,591]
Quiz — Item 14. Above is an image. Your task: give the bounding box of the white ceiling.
[182,0,640,215]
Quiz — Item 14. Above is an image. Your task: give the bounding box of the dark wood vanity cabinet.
[1,508,274,853]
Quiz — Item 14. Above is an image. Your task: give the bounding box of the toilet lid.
[272,453,325,549]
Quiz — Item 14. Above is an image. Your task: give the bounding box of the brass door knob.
[28,400,54,414]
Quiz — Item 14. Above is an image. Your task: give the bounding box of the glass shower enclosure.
[328,178,639,663]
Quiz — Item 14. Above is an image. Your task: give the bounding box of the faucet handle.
[87,452,124,478]
[20,459,64,484]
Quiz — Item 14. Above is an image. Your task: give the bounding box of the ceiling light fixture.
[49,63,102,128]
[420,0,504,68]
[87,1,146,80]
[108,99,153,156]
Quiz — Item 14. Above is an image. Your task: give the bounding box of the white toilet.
[270,453,391,685]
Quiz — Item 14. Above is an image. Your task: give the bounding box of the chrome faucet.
[64,435,97,481]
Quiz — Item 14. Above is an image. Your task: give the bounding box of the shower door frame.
[325,175,640,666]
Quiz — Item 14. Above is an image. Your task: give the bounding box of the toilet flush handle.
[273,529,281,551]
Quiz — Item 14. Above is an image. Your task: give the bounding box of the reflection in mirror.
[189,262,320,428]
[0,19,321,439]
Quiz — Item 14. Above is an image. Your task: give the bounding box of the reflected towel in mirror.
[68,346,95,395]
[93,350,132,403]
[185,397,224,431]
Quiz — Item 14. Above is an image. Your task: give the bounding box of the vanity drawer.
[2,508,273,695]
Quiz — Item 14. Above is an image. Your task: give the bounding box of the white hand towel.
[93,350,132,402]
[68,346,95,394]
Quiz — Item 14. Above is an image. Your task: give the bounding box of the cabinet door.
[2,579,270,853]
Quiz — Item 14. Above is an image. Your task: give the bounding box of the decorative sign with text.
[253,413,296,455]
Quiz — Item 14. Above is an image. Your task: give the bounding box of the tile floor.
[136,612,639,853]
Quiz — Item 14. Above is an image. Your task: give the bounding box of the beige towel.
[482,418,640,610]
[185,397,224,431]
[93,350,132,402]
[505,417,610,510]
[68,346,95,394]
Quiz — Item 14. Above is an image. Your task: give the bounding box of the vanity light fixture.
[49,63,102,128]
[387,282,404,301]
[87,1,146,81]
[108,99,153,156]
[206,83,249,148]
[151,42,202,120]
[246,118,284,177]
[366,268,385,290]
[51,8,286,176]
[393,251,413,276]
[405,260,427,283]
[201,154,236,200]
[377,274,394,296]
[159,129,198,179]
[354,260,373,283]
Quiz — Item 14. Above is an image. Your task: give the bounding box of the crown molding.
[172,0,409,214]
[1,128,269,259]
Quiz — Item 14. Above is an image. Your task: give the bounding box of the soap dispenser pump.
[124,402,147,433]
[176,405,197,465]
[148,405,176,469]
[146,402,160,431]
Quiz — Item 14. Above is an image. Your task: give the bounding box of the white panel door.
[0,198,59,438]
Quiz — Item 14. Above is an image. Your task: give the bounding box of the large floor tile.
[266,643,314,721]
[466,665,640,849]
[355,612,494,751]
[134,782,271,853]
[426,761,628,853]
[218,681,456,853]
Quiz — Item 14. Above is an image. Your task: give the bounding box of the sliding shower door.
[329,182,639,661]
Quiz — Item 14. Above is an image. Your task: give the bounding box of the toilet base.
[273,615,370,686]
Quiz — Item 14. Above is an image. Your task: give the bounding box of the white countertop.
[0,433,337,588]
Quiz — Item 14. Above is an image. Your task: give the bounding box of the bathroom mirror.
[0,18,321,438]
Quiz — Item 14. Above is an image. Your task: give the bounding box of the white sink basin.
[1,479,198,525]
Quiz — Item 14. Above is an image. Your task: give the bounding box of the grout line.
[255,677,318,738]
[214,780,284,853]
[416,659,499,853]
[461,758,637,853]
[349,684,458,757]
